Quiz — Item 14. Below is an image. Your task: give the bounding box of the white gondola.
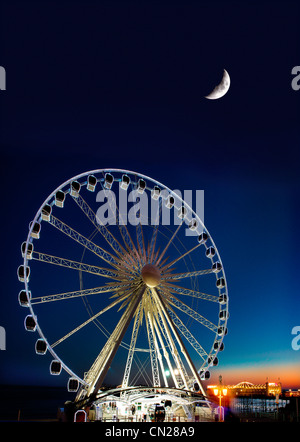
[212,261,222,273]
[165,195,174,209]
[18,290,31,307]
[35,338,47,355]
[67,377,79,392]
[70,180,81,198]
[104,173,114,190]
[177,206,187,219]
[200,370,210,380]
[41,204,52,221]
[198,232,208,243]
[216,278,226,289]
[214,341,224,351]
[30,221,41,239]
[24,315,37,332]
[189,219,197,231]
[206,247,215,258]
[120,174,130,190]
[55,190,65,208]
[151,185,161,200]
[137,178,146,194]
[219,310,229,320]
[208,356,219,367]
[50,360,62,375]
[17,265,30,283]
[214,341,224,352]
[87,175,97,192]
[219,294,227,304]
[193,382,200,392]
[21,242,33,259]
[217,326,228,336]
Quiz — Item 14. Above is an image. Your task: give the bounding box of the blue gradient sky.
[0,0,299,389]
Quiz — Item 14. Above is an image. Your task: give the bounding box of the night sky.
[1,0,300,390]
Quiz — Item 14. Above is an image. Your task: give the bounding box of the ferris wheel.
[18,169,229,402]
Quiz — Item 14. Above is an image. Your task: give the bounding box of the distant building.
[207,381,282,397]
[284,389,300,397]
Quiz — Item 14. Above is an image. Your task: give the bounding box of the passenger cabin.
[219,294,227,304]
[21,242,33,259]
[189,219,197,231]
[18,265,30,283]
[137,178,146,194]
[41,204,52,221]
[217,326,228,336]
[120,174,130,190]
[87,175,97,192]
[151,186,161,200]
[213,341,224,351]
[212,261,222,273]
[219,310,229,320]
[24,315,36,332]
[200,370,210,380]
[18,290,31,307]
[208,357,218,367]
[55,190,65,208]
[68,378,79,392]
[50,360,62,375]
[70,181,81,198]
[178,206,187,219]
[165,195,174,209]
[30,221,41,239]
[104,173,114,190]
[198,232,208,243]
[216,278,225,289]
[206,247,215,258]
[35,339,47,355]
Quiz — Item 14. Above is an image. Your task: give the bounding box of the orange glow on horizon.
[206,363,300,389]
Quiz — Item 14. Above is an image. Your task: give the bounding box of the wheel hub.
[141,264,161,288]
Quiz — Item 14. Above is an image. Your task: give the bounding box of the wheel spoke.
[52,291,132,347]
[148,198,161,263]
[161,289,218,333]
[30,281,136,304]
[71,193,127,258]
[163,283,219,303]
[32,251,119,279]
[162,268,213,281]
[48,215,120,268]
[156,222,182,265]
[161,242,202,271]
[164,306,208,361]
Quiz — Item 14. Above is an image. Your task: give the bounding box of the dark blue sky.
[1,0,300,389]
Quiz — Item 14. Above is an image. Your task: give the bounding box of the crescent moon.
[205,69,230,100]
